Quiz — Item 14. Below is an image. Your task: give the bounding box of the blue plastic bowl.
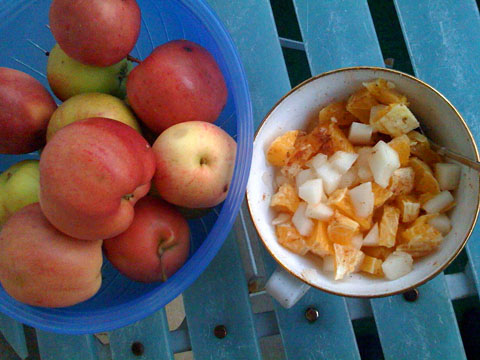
[0,0,252,334]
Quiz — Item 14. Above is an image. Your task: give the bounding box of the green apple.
[47,92,141,141]
[47,44,132,101]
[0,160,40,225]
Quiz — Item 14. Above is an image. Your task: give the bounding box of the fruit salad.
[266,78,461,281]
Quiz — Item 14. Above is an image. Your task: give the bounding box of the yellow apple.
[0,160,40,226]
[47,92,141,141]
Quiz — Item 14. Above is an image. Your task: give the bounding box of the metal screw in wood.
[131,342,145,356]
[403,288,419,302]
[214,325,227,339]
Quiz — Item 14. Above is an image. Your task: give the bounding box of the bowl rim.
[246,66,480,298]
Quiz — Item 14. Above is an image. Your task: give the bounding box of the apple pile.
[0,0,237,307]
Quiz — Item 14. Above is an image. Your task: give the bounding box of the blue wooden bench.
[2,0,480,358]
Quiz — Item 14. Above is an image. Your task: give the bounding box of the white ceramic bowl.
[246,67,480,297]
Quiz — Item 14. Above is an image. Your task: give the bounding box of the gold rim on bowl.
[246,66,480,298]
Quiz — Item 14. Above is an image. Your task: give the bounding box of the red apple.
[49,0,141,67]
[153,121,236,208]
[127,40,227,133]
[0,204,103,308]
[39,118,155,240]
[104,196,190,282]
[0,67,57,154]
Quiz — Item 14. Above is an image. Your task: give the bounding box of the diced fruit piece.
[329,151,359,174]
[323,255,335,272]
[348,122,373,145]
[369,104,389,130]
[395,195,421,223]
[298,179,324,205]
[292,202,314,236]
[389,167,415,195]
[379,205,400,248]
[338,167,360,189]
[270,183,300,213]
[407,131,442,166]
[286,128,328,166]
[372,182,394,208]
[363,79,408,105]
[351,234,363,250]
[362,246,394,261]
[333,244,365,280]
[369,140,400,188]
[355,147,374,182]
[370,104,419,137]
[360,255,384,276]
[308,153,328,170]
[382,251,413,280]
[272,213,291,225]
[422,190,455,213]
[434,163,461,191]
[398,215,443,257]
[327,211,360,245]
[388,135,411,167]
[363,223,379,247]
[305,202,334,221]
[346,88,379,123]
[315,163,342,195]
[276,223,309,255]
[306,220,333,256]
[296,168,316,189]
[318,101,357,127]
[409,157,440,194]
[267,130,300,166]
[280,163,302,180]
[327,122,356,154]
[328,188,372,230]
[349,182,374,218]
[428,214,452,235]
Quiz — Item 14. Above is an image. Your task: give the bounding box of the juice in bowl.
[247,67,479,305]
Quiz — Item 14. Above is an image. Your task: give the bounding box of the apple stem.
[127,54,141,64]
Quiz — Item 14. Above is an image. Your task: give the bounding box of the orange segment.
[270,183,300,213]
[328,188,373,231]
[361,246,394,261]
[407,131,442,166]
[276,223,309,255]
[388,135,411,167]
[333,243,365,280]
[372,182,394,208]
[409,157,440,194]
[266,130,300,167]
[306,220,333,257]
[359,255,384,276]
[346,88,379,123]
[379,205,400,248]
[363,78,408,105]
[395,195,421,223]
[397,215,443,258]
[318,101,357,127]
[327,211,360,246]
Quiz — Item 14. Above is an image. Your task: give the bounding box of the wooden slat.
[371,275,466,359]
[35,332,98,360]
[294,0,466,359]
[206,0,291,126]
[182,233,261,359]
[0,314,28,359]
[394,0,480,292]
[293,0,384,73]
[109,310,173,360]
